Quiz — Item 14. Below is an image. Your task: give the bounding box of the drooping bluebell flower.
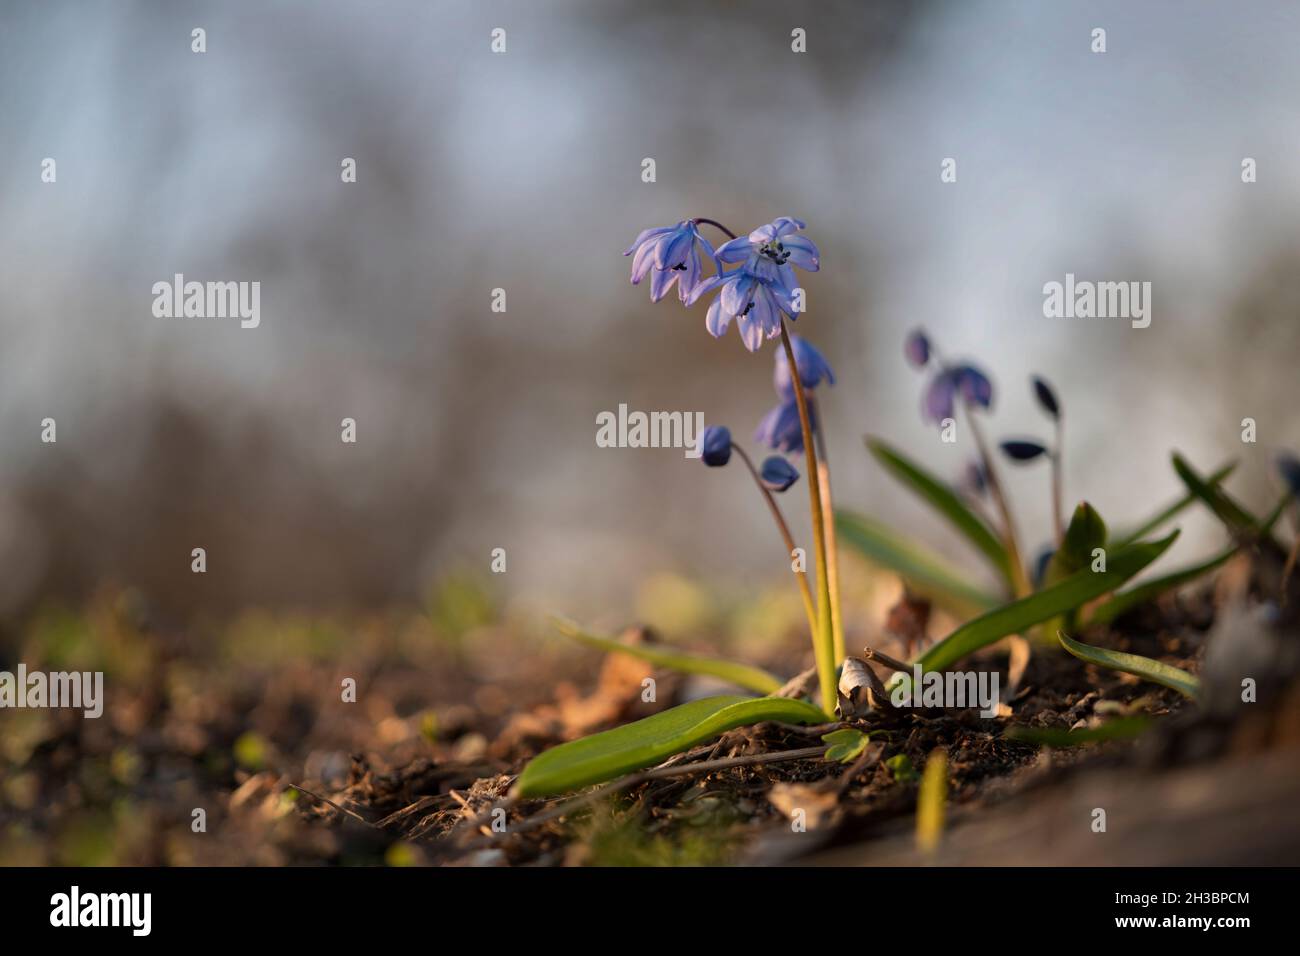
[774,335,835,400]
[920,363,993,425]
[700,426,732,467]
[755,398,818,455]
[714,216,820,285]
[904,330,931,368]
[690,217,818,352]
[624,220,717,304]
[760,455,800,492]
[689,269,793,351]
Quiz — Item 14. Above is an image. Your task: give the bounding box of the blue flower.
[774,335,835,401]
[689,269,794,351]
[714,216,820,286]
[921,363,993,424]
[760,455,800,492]
[624,220,717,304]
[700,426,732,467]
[690,217,818,352]
[755,398,817,455]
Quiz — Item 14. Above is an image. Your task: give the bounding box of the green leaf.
[1113,462,1234,547]
[835,510,1001,616]
[1171,453,1260,534]
[1045,501,1108,585]
[550,617,784,695]
[1056,631,1200,699]
[914,532,1179,673]
[1005,716,1149,748]
[1087,546,1235,627]
[885,753,918,783]
[514,695,829,798]
[866,438,1013,585]
[822,728,871,763]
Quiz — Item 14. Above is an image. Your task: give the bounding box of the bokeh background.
[3,0,1299,632]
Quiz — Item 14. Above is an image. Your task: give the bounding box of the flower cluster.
[625,216,820,352]
[904,329,992,425]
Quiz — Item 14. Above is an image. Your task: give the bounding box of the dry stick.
[504,746,828,836]
[814,423,846,664]
[862,646,912,673]
[734,444,818,639]
[780,319,837,714]
[287,782,377,828]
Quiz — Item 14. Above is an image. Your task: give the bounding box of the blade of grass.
[514,695,829,797]
[1056,630,1200,699]
[550,617,784,696]
[835,510,1001,616]
[1087,546,1235,627]
[915,749,947,855]
[1112,462,1235,547]
[914,532,1179,673]
[866,438,1013,586]
[1171,453,1258,533]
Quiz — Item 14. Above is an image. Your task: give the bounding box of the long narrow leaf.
[866,438,1013,585]
[1113,462,1234,547]
[1005,716,1149,747]
[1087,547,1235,627]
[1171,453,1258,532]
[835,510,1001,615]
[550,617,784,695]
[514,695,828,797]
[914,532,1179,672]
[1057,631,1200,699]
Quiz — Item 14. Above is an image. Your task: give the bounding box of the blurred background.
[3,0,1299,631]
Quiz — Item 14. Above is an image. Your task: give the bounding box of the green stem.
[733,445,819,640]
[813,424,845,664]
[1051,417,1064,547]
[780,320,837,712]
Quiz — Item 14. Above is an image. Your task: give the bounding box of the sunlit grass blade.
[1056,630,1200,699]
[1171,453,1259,533]
[550,617,783,695]
[835,510,1002,616]
[1005,715,1149,747]
[915,749,947,855]
[1087,546,1235,627]
[866,438,1013,586]
[514,695,829,797]
[1112,462,1234,547]
[914,532,1179,673]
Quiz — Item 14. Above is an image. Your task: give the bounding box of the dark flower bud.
[700,426,732,467]
[1000,439,1049,462]
[760,455,800,492]
[1033,546,1055,588]
[1032,375,1060,419]
[1277,451,1300,497]
[904,330,931,368]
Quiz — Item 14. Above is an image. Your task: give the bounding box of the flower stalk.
[780,320,838,712]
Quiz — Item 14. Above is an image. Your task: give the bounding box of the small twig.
[287,782,377,828]
[862,646,911,672]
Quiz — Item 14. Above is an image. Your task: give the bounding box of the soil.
[4,551,1297,867]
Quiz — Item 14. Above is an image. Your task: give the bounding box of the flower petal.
[623,225,673,256]
[781,234,819,271]
[736,309,764,351]
[715,236,753,264]
[705,297,730,338]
